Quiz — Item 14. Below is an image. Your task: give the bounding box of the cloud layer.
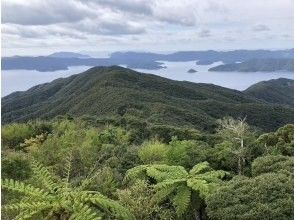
[2,0,294,55]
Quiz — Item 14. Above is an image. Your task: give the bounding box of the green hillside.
[244,78,294,107]
[2,66,294,131]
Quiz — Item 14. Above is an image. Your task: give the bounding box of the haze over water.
[2,61,294,96]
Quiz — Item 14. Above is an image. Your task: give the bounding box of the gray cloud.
[2,0,96,25]
[198,29,211,38]
[93,0,153,15]
[2,0,294,55]
[252,24,271,32]
[75,19,146,35]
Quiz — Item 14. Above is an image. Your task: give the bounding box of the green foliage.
[251,155,294,176]
[257,124,294,156]
[117,180,176,220]
[138,140,169,164]
[2,151,31,181]
[167,138,210,168]
[206,173,294,220]
[208,141,237,173]
[125,162,227,217]
[1,121,51,150]
[2,159,134,220]
[1,115,294,220]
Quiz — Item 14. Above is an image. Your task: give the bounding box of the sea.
[2,61,294,96]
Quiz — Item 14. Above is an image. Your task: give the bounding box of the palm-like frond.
[146,165,188,182]
[31,160,58,192]
[126,162,227,217]
[2,201,51,212]
[62,151,73,185]
[1,179,50,200]
[172,185,191,216]
[189,162,212,176]
[124,165,149,182]
[2,160,133,220]
[81,192,134,220]
[186,179,210,198]
[69,202,102,220]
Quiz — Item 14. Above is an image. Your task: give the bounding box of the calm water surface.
[2,61,294,96]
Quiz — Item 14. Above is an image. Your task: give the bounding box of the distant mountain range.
[2,66,294,131]
[48,52,91,59]
[2,49,294,72]
[209,58,294,72]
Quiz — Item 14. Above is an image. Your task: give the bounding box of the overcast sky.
[2,0,294,56]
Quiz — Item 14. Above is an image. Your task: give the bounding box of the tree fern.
[2,159,134,220]
[125,161,227,217]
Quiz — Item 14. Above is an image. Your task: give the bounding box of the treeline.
[1,117,294,219]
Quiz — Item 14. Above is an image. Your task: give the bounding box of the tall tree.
[217,117,252,175]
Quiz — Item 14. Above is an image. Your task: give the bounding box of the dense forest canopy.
[1,67,294,219]
[2,116,294,219]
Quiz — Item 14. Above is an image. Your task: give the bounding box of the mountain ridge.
[244,78,294,107]
[2,66,294,131]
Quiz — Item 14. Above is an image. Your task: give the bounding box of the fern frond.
[63,152,73,184]
[154,179,186,191]
[189,162,212,176]
[2,201,51,212]
[172,185,191,216]
[151,184,176,204]
[187,178,209,199]
[195,170,228,183]
[1,179,50,199]
[79,192,134,220]
[31,160,58,192]
[124,165,149,182]
[69,202,102,220]
[146,165,188,182]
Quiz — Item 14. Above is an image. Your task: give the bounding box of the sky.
[2,0,294,56]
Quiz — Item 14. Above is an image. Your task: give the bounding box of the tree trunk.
[238,138,244,175]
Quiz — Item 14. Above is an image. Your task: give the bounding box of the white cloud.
[2,0,294,55]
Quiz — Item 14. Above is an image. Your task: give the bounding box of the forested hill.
[2,66,294,131]
[244,78,294,107]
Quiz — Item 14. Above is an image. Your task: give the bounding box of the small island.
[187,68,197,73]
[208,58,294,72]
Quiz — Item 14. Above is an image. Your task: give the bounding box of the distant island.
[48,52,91,59]
[209,58,294,72]
[2,49,294,72]
[187,68,197,73]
